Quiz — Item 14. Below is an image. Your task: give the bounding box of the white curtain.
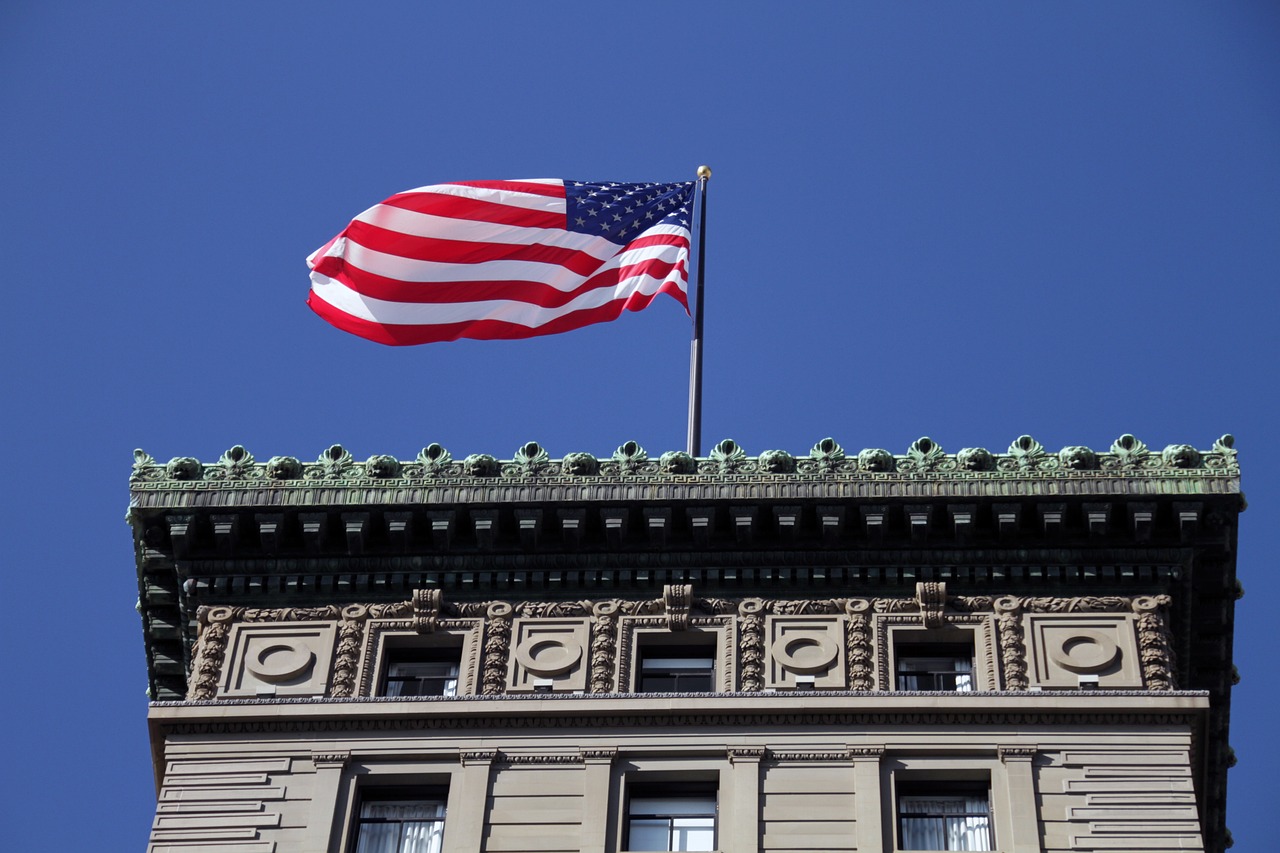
[900,796,990,851]
[356,801,445,853]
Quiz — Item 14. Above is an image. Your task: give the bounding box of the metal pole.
[686,165,711,457]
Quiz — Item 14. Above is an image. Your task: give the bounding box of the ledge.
[129,434,1240,506]
[149,689,1211,725]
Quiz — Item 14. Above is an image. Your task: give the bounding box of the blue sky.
[2,3,1277,850]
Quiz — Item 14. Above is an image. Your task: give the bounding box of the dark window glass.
[355,794,446,853]
[381,648,460,697]
[897,784,992,851]
[626,786,716,851]
[637,645,714,693]
[895,642,974,692]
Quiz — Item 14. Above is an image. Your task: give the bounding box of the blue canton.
[564,180,694,244]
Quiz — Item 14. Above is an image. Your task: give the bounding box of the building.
[129,432,1241,853]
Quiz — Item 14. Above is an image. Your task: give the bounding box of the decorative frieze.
[185,589,1179,701]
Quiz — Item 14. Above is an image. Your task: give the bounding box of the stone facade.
[131,434,1241,853]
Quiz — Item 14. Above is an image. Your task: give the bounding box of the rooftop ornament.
[129,434,1241,484]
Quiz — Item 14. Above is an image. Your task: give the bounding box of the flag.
[307,178,695,345]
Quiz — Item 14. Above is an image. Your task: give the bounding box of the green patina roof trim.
[130,434,1239,488]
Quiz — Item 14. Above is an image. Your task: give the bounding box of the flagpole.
[686,165,711,457]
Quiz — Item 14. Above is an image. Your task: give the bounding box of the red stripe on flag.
[381,193,564,229]
[341,220,605,275]
[319,253,689,309]
[307,277,687,346]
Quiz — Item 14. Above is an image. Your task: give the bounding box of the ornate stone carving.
[590,603,619,693]
[480,602,513,695]
[212,445,256,479]
[417,443,453,476]
[664,584,693,631]
[994,596,1029,691]
[189,605,235,700]
[562,452,599,476]
[1133,594,1176,690]
[1004,435,1048,470]
[365,454,401,478]
[413,588,442,634]
[728,747,766,762]
[1059,446,1097,470]
[845,599,873,691]
[1162,444,1201,469]
[312,444,354,478]
[904,436,946,471]
[312,751,351,768]
[709,439,747,473]
[758,449,796,474]
[463,453,499,477]
[610,441,649,473]
[1206,433,1237,470]
[807,437,846,472]
[738,600,765,692]
[131,448,159,480]
[510,441,549,476]
[658,450,696,474]
[166,456,203,480]
[770,751,855,762]
[132,434,1238,485]
[916,582,947,628]
[498,753,585,766]
[997,746,1036,762]
[956,447,995,471]
[181,590,1180,703]
[460,749,498,766]
[515,600,592,618]
[857,448,894,472]
[265,455,302,480]
[330,607,367,698]
[1109,433,1150,468]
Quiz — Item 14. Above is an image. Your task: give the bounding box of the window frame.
[894,641,975,692]
[894,781,993,852]
[366,626,477,698]
[351,785,448,853]
[617,619,734,694]
[636,643,716,693]
[877,618,997,692]
[380,647,461,698]
[623,782,718,852]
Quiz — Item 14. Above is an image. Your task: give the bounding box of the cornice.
[129,434,1241,507]
[147,691,1209,742]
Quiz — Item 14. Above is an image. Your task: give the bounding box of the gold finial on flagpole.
[696,165,712,180]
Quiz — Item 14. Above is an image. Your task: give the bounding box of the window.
[637,645,714,693]
[895,642,974,692]
[381,648,459,697]
[626,787,716,851]
[897,783,992,851]
[354,792,446,853]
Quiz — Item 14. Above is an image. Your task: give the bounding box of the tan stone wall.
[147,709,1205,853]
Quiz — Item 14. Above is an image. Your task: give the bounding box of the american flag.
[307,178,695,345]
